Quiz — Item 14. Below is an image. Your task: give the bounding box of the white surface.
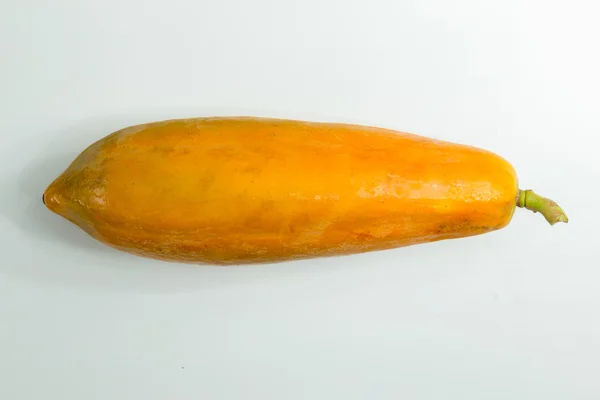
[1,0,599,398]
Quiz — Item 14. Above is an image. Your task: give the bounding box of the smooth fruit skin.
[43,117,519,264]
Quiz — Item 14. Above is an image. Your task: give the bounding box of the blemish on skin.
[372,185,386,196]
[357,184,390,198]
[92,196,106,206]
[357,187,369,198]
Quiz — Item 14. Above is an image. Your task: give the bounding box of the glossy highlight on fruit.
[43,117,567,264]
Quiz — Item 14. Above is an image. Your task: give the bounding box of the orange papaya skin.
[43,117,520,264]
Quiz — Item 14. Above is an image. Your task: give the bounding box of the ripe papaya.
[43,117,567,264]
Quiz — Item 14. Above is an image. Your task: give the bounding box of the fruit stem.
[517,189,568,225]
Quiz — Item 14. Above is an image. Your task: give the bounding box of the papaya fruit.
[43,117,567,264]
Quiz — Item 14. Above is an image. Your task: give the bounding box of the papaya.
[43,117,567,264]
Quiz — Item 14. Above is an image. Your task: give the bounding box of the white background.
[1,0,598,399]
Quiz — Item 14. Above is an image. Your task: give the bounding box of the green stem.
[517,189,568,225]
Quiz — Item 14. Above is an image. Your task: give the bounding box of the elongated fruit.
[43,117,567,264]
